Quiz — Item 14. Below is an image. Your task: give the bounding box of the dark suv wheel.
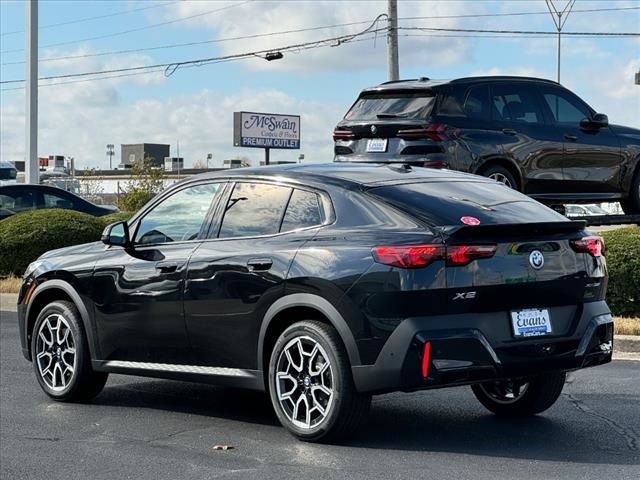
[471,371,566,416]
[482,165,518,190]
[621,167,640,214]
[31,301,108,402]
[268,320,371,442]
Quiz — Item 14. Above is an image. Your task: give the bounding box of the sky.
[1,0,639,169]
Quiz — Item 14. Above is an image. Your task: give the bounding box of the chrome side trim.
[104,360,255,378]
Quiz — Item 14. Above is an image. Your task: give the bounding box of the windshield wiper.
[376,113,408,118]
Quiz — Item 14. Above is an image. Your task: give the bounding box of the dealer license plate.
[366,138,388,152]
[511,308,552,337]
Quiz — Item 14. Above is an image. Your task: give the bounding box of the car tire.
[471,371,566,416]
[482,165,519,190]
[621,167,640,215]
[268,320,371,443]
[31,300,108,402]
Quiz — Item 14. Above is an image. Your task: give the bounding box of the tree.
[117,157,165,212]
[78,168,104,203]
[192,159,207,169]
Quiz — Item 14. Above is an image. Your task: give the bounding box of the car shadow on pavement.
[349,391,640,465]
[93,378,280,427]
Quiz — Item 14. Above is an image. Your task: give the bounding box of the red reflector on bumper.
[422,341,431,378]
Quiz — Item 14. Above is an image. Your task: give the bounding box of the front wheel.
[31,301,108,402]
[621,168,640,215]
[268,320,371,443]
[471,371,566,416]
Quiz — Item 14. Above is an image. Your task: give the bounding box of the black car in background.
[334,76,640,214]
[17,164,613,442]
[0,184,117,220]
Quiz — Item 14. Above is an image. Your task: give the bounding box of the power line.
[1,1,252,54]
[1,18,384,66]
[400,26,640,37]
[1,20,386,86]
[0,33,381,92]
[398,5,640,22]
[1,1,179,36]
[2,3,638,58]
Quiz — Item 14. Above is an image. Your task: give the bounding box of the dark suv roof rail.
[380,77,430,85]
[450,75,559,85]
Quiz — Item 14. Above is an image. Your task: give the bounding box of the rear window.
[368,181,565,226]
[345,92,435,121]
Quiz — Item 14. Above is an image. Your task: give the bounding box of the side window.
[436,86,466,117]
[218,182,292,238]
[0,190,36,212]
[491,84,543,124]
[463,85,491,121]
[43,192,74,209]
[281,189,323,232]
[541,88,590,124]
[134,183,219,245]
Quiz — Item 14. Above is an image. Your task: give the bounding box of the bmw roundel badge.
[529,250,544,270]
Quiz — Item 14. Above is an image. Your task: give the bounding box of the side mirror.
[101,221,131,247]
[580,113,608,130]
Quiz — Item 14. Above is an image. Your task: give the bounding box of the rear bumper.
[352,301,613,394]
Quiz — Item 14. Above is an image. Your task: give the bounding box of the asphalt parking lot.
[1,310,638,480]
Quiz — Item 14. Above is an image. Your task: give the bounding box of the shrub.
[0,209,104,276]
[601,227,640,316]
[100,211,134,227]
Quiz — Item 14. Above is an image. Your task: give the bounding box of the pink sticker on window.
[461,216,481,226]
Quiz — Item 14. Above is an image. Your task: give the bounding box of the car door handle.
[156,262,178,273]
[501,128,517,136]
[247,258,273,271]
[564,133,577,141]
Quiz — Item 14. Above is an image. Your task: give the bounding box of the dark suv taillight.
[333,129,355,141]
[372,244,496,268]
[397,124,453,142]
[570,236,605,257]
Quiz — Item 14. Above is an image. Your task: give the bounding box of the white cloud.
[0,85,342,169]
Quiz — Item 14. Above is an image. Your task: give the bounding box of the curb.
[616,335,640,354]
[0,293,18,313]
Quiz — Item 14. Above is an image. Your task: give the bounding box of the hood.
[610,124,640,140]
[39,241,104,260]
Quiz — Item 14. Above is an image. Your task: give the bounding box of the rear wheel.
[268,320,371,443]
[471,371,566,416]
[31,301,108,402]
[481,165,518,190]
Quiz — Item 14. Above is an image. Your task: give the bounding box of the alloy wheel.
[275,335,334,429]
[35,314,77,392]
[488,172,513,188]
[478,380,529,404]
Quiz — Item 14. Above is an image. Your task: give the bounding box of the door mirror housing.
[580,113,608,130]
[101,221,131,247]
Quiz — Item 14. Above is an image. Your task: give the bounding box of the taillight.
[446,245,497,266]
[372,245,445,269]
[570,236,605,257]
[397,123,451,141]
[421,160,449,168]
[372,244,496,268]
[333,129,355,141]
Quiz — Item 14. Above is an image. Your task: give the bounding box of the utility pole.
[25,0,38,184]
[387,0,399,81]
[545,0,576,84]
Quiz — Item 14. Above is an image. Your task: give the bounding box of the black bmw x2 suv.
[18,163,613,442]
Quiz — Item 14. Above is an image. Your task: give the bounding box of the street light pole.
[25,0,38,184]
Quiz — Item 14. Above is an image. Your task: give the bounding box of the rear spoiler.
[440,221,587,240]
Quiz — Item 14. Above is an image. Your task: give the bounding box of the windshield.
[584,205,607,215]
[344,92,435,121]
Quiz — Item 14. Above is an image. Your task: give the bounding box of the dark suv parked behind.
[334,76,640,213]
